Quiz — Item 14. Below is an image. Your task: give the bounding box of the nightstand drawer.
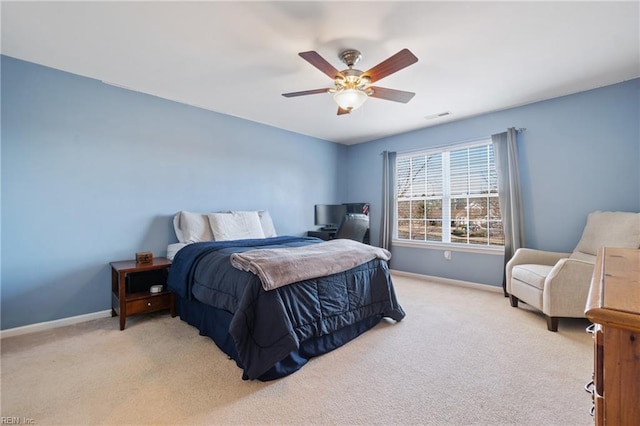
[127,293,172,315]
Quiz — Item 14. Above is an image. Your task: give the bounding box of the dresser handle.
[147,302,152,307]
[584,380,594,394]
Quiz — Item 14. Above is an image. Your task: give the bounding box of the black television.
[314,204,347,231]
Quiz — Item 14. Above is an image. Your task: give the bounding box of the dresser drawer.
[127,293,172,315]
[594,395,604,426]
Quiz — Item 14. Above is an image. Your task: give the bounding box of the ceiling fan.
[282,48,418,115]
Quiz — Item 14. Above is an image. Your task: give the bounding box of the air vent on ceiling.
[424,111,452,120]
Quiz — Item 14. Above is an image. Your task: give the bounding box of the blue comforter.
[167,236,405,379]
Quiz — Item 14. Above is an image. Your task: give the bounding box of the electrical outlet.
[444,250,452,260]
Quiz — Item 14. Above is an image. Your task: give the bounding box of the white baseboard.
[390,269,503,294]
[1,310,112,339]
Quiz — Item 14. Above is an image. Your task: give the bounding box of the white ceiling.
[2,1,639,145]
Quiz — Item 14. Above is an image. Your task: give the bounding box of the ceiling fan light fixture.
[282,48,418,115]
[333,88,368,111]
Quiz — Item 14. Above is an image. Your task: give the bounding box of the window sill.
[392,239,505,256]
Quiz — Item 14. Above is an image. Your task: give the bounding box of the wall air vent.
[424,111,452,120]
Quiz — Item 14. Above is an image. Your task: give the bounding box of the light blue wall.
[2,54,638,329]
[345,79,640,285]
[1,56,346,329]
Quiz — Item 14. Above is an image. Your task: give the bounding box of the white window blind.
[396,140,504,247]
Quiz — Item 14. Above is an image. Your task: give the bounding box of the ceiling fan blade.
[337,107,351,115]
[299,51,342,79]
[368,86,416,103]
[282,88,330,98]
[363,49,418,83]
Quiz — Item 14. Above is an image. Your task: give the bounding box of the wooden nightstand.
[110,257,176,330]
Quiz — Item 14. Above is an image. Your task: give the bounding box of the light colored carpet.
[1,274,594,425]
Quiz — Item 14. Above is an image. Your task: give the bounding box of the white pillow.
[208,211,265,241]
[173,214,186,243]
[226,210,278,237]
[179,211,214,243]
[258,210,277,237]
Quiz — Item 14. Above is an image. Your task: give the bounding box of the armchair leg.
[545,315,559,332]
[508,294,519,308]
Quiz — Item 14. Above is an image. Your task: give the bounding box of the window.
[396,140,504,247]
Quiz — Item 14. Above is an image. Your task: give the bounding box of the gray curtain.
[492,128,524,295]
[380,151,396,251]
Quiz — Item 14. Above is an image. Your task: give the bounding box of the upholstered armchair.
[506,211,640,331]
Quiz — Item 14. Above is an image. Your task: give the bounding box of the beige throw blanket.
[230,239,392,291]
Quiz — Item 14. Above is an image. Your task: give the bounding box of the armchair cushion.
[573,211,640,257]
[511,264,553,291]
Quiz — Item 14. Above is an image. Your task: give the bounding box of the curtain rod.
[380,127,526,155]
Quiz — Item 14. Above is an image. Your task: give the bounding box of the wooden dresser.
[585,247,640,425]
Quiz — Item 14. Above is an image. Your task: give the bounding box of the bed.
[166,211,405,381]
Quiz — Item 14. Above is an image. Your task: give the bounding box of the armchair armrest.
[508,248,571,266]
[506,248,571,289]
[543,258,595,318]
